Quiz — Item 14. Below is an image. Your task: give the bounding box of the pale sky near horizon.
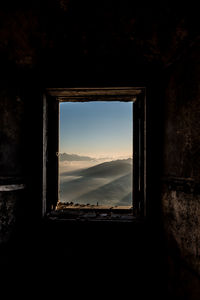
[59,101,133,159]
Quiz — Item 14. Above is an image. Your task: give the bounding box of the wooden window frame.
[43,87,146,221]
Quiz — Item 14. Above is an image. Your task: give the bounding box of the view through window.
[58,101,133,209]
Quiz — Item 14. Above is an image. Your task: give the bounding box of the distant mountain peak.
[59,153,95,162]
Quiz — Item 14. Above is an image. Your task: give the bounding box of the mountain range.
[59,157,133,206]
[59,153,95,161]
[61,158,132,177]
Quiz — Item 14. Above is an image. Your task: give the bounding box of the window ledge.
[45,205,143,223]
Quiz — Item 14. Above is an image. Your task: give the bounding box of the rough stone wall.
[0,89,25,176]
[0,83,43,244]
[0,190,25,244]
[163,191,200,270]
[162,41,200,297]
[0,87,26,244]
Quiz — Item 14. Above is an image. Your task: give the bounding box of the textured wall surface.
[0,190,26,244]
[163,190,200,272]
[0,87,26,244]
[0,192,17,243]
[162,41,200,297]
[0,89,25,177]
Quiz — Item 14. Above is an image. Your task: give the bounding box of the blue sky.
[59,101,133,159]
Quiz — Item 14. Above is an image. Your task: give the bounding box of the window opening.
[58,101,133,212]
[44,88,146,221]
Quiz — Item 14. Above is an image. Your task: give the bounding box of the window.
[43,88,146,221]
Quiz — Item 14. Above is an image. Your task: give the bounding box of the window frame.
[43,87,146,221]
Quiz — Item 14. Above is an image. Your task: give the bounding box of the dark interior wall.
[0,87,44,244]
[162,41,200,298]
[0,87,26,243]
[0,1,200,297]
[0,88,25,176]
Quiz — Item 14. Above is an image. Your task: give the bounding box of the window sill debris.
[46,204,139,223]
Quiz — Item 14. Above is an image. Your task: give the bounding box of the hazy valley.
[59,154,133,207]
